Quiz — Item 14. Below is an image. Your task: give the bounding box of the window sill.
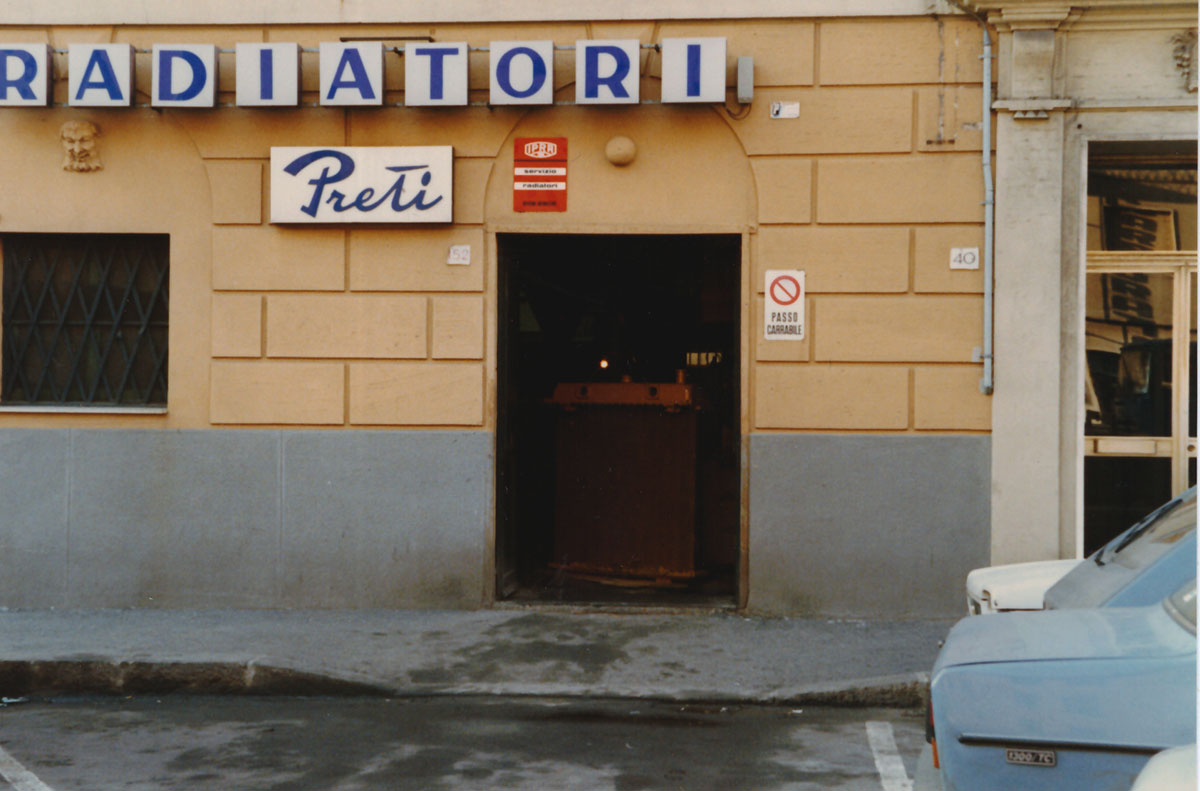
[0,405,168,415]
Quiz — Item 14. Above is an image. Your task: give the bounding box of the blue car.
[965,487,1196,615]
[1044,487,1196,609]
[918,581,1197,791]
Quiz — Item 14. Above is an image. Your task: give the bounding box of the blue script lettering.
[283,150,444,218]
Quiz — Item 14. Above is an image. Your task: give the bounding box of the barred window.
[1,233,168,406]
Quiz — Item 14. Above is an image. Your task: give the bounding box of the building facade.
[965,0,1197,565]
[0,1,1188,617]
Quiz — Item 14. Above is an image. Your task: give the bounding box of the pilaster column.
[988,5,1076,563]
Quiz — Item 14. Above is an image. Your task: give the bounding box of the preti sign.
[270,146,453,224]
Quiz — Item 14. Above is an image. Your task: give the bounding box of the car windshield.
[1096,489,1196,569]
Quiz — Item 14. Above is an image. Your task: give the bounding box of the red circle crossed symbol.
[769,274,801,306]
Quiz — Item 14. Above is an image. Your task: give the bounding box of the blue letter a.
[76,49,123,101]
[327,48,375,101]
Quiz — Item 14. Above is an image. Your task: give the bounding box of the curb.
[0,660,928,708]
[759,672,931,708]
[0,660,391,698]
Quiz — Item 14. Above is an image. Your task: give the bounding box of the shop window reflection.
[1085,273,1176,437]
[1083,141,1196,551]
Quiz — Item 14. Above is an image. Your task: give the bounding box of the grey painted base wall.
[2,428,987,617]
[0,429,492,609]
[748,434,991,619]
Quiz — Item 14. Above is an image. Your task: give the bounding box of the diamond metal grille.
[2,233,169,406]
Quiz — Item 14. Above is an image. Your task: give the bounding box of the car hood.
[936,605,1195,672]
[966,559,1082,611]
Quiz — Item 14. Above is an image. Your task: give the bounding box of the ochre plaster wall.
[0,17,991,435]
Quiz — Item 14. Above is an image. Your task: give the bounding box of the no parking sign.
[764,270,805,340]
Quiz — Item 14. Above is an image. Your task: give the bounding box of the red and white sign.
[514,137,567,212]
[764,270,805,340]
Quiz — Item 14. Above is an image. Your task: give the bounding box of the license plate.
[1005,748,1057,767]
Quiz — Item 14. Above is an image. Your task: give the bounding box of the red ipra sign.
[513,137,567,212]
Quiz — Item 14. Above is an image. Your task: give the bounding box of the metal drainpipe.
[979,26,995,395]
[945,2,996,394]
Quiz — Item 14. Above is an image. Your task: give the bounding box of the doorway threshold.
[497,572,738,614]
[492,598,740,616]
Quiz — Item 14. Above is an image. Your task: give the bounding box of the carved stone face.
[60,120,102,172]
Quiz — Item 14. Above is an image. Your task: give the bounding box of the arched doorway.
[485,105,756,606]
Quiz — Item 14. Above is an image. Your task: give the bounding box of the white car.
[965,559,1080,614]
[1130,744,1197,791]
[965,487,1196,615]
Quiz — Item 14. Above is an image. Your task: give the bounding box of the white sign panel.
[0,44,51,106]
[950,247,980,270]
[764,269,805,340]
[320,42,384,106]
[236,43,299,107]
[490,41,554,105]
[68,44,133,106]
[661,37,726,103]
[575,40,639,104]
[271,146,453,224]
[405,42,468,106]
[769,101,800,119]
[152,45,217,107]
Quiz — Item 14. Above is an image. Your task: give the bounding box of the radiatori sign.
[0,38,728,108]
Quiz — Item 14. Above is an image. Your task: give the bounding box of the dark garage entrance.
[496,234,741,606]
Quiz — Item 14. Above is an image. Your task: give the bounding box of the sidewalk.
[0,607,955,706]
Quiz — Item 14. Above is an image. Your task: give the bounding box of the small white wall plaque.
[950,247,980,270]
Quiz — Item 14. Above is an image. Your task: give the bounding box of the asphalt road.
[0,695,926,791]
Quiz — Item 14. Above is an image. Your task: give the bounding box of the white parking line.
[0,745,55,791]
[866,721,913,791]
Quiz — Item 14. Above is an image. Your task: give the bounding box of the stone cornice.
[992,3,1076,29]
[964,0,1195,9]
[965,1,1197,32]
[1069,8,1200,29]
[0,0,968,26]
[963,0,1197,26]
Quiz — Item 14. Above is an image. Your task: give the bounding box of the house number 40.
[950,247,980,270]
